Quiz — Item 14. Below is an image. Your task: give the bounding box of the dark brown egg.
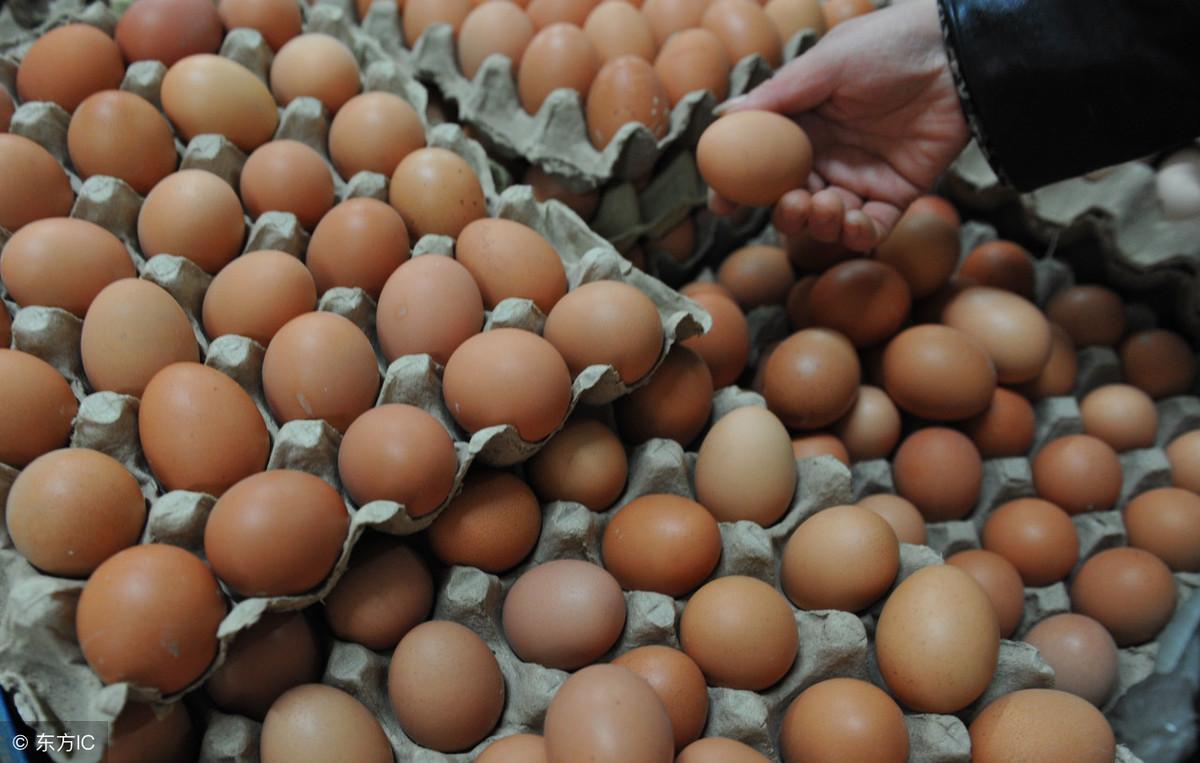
[306,198,411,300]
[116,0,224,66]
[716,245,796,309]
[1119,329,1196,398]
[206,612,323,720]
[874,209,959,299]
[762,328,860,429]
[961,387,1036,458]
[615,345,713,446]
[525,165,600,221]
[892,428,982,521]
[680,292,750,388]
[1016,323,1078,399]
[982,497,1078,586]
[1045,285,1126,347]
[602,493,721,596]
[1032,434,1122,514]
[323,534,433,650]
[428,469,541,573]
[544,280,664,383]
[807,259,910,347]
[529,418,627,510]
[17,24,124,112]
[104,702,196,763]
[958,240,1036,300]
[881,324,996,421]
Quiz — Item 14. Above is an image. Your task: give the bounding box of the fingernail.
[714,96,747,116]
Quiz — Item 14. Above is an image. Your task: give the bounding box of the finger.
[861,200,904,242]
[707,189,739,217]
[841,209,878,252]
[808,189,845,243]
[772,189,811,237]
[718,47,838,116]
[824,185,864,212]
[807,173,826,193]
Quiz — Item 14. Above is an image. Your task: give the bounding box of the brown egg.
[529,418,627,509]
[270,34,360,115]
[68,90,177,195]
[427,468,541,572]
[0,349,78,467]
[1168,430,1200,494]
[458,2,535,79]
[139,362,270,494]
[646,216,698,263]
[0,134,75,232]
[946,549,1025,638]
[389,147,486,239]
[765,0,826,40]
[260,684,392,763]
[780,678,908,763]
[881,324,996,420]
[0,87,12,132]
[716,245,796,309]
[681,281,736,300]
[323,533,433,650]
[981,497,1078,586]
[262,312,380,432]
[822,0,874,27]
[677,738,770,763]
[612,646,708,752]
[328,92,426,179]
[942,287,1052,384]
[615,345,713,445]
[786,230,854,273]
[968,689,1115,763]
[584,2,656,62]
[81,278,199,396]
[1080,383,1158,451]
[116,0,223,65]
[455,218,568,313]
[525,165,600,221]
[680,575,797,690]
[791,433,849,465]
[875,209,959,299]
[763,329,860,429]
[603,493,721,595]
[1032,434,1123,514]
[681,292,750,388]
[1119,329,1196,398]
[961,387,1036,458]
[544,280,664,383]
[0,305,10,347]
[307,198,410,300]
[389,620,505,752]
[1023,613,1118,707]
[806,259,910,348]
[782,505,898,611]
[702,0,782,66]
[586,56,671,149]
[695,405,796,525]
[202,250,317,345]
[830,385,901,461]
[958,240,1035,299]
[376,255,484,364]
[5,448,144,577]
[206,612,323,720]
[858,493,926,545]
[697,111,811,206]
[1045,284,1126,347]
[527,0,601,27]
[893,428,982,521]
[404,0,472,46]
[643,0,710,45]
[17,24,124,112]
[104,702,196,763]
[240,140,335,231]
[138,169,246,273]
[76,544,226,693]
[161,54,279,151]
[876,564,998,712]
[544,663,674,763]
[479,735,549,763]
[217,0,303,51]
[1124,487,1200,571]
[518,23,602,113]
[503,559,626,669]
[1,218,135,316]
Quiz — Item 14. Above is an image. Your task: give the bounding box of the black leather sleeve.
[939,0,1200,190]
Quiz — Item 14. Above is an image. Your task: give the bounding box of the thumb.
[719,47,839,116]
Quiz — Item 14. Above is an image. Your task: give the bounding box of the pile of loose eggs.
[0,1,1196,762]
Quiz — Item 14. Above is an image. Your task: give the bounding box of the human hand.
[713,0,970,251]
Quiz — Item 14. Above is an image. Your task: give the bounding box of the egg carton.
[0,0,114,50]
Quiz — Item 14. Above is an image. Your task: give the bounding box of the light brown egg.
[457,2,535,81]
[876,564,999,712]
[503,559,626,669]
[389,620,505,752]
[791,433,849,465]
[525,165,600,221]
[782,505,898,611]
[764,0,826,40]
[615,345,713,445]
[1,218,135,316]
[104,702,196,763]
[982,497,1078,586]
[586,56,671,149]
[858,493,926,545]
[677,738,770,763]
[544,280,664,383]
[1168,430,1200,494]
[262,312,379,432]
[681,292,750,388]
[1119,329,1196,399]
[585,2,656,62]
[139,362,270,494]
[946,549,1025,638]
[603,493,721,595]
[455,218,568,313]
[260,684,392,763]
[942,286,1052,384]
[893,428,982,521]
[612,646,709,752]
[695,405,796,525]
[17,24,124,112]
[830,385,901,461]
[67,90,177,195]
[697,111,811,207]
[529,418,627,509]
[1016,323,1078,399]
[518,23,601,113]
[161,54,279,152]
[1124,487,1200,571]
[328,92,426,179]
[376,255,484,364]
[389,147,487,238]
[202,250,316,345]
[643,0,710,45]
[0,134,75,232]
[478,735,549,763]
[702,0,782,66]
[404,0,472,46]
[240,140,335,231]
[780,678,908,763]
[116,0,223,65]
[307,197,411,300]
[217,0,303,51]
[81,278,199,396]
[544,664,674,763]
[76,544,226,693]
[5,448,145,577]
[270,33,360,114]
[822,0,874,27]
[1032,434,1122,514]
[1079,383,1158,451]
[323,533,433,650]
[428,468,542,572]
[968,689,1115,763]
[961,387,1035,458]
[763,328,860,429]
[1046,284,1129,348]
[875,209,959,299]
[958,240,1035,299]
[205,612,323,720]
[1023,613,1118,707]
[716,245,795,309]
[881,324,996,420]
[138,168,246,273]
[807,259,910,348]
[527,0,602,28]
[0,349,78,468]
